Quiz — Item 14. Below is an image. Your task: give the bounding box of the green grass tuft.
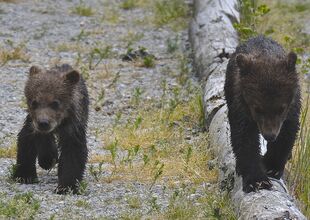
[153,0,189,29]
[72,3,94,17]
[289,94,310,217]
[0,192,40,219]
[120,0,137,10]
[0,40,29,66]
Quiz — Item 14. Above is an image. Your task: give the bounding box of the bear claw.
[14,176,39,184]
[243,175,272,193]
[266,169,282,179]
[55,185,79,195]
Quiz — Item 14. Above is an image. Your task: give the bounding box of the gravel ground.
[0,0,212,219]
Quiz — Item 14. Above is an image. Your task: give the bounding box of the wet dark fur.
[13,64,89,194]
[224,36,301,193]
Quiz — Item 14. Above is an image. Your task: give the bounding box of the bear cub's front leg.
[230,121,272,192]
[13,116,38,184]
[55,125,88,194]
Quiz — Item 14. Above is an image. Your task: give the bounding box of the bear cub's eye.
[51,100,61,110]
[31,100,39,109]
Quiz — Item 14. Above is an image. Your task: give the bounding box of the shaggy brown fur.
[224,36,301,193]
[13,64,89,194]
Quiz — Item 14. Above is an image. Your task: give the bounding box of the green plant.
[256,0,310,50]
[127,196,142,209]
[49,214,56,220]
[153,0,189,28]
[0,40,29,66]
[160,79,167,100]
[203,192,237,219]
[293,3,310,13]
[177,55,189,85]
[108,71,121,88]
[234,0,270,41]
[168,87,180,114]
[102,6,120,24]
[114,111,123,126]
[0,192,40,219]
[105,140,118,168]
[166,36,179,53]
[143,154,150,166]
[101,80,235,217]
[7,163,18,183]
[72,1,94,17]
[132,87,144,106]
[163,187,236,219]
[75,200,91,209]
[96,88,105,106]
[74,29,89,42]
[120,213,142,220]
[122,145,140,168]
[299,58,310,75]
[77,180,88,195]
[120,0,137,10]
[150,160,164,189]
[89,161,104,182]
[196,93,205,128]
[164,189,197,219]
[288,95,310,216]
[142,55,155,68]
[80,65,90,80]
[75,51,82,66]
[122,32,144,47]
[148,196,160,213]
[185,146,192,166]
[134,116,143,130]
[88,46,112,69]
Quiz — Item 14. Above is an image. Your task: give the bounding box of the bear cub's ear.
[286,52,297,72]
[64,70,80,85]
[29,66,42,77]
[236,54,253,71]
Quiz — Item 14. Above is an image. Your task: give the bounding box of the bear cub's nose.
[38,119,50,131]
[263,134,277,142]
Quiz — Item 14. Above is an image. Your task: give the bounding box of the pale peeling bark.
[189,0,306,219]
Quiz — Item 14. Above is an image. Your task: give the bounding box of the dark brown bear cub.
[224,36,301,193]
[13,64,89,194]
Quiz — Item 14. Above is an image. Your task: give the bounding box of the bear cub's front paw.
[13,174,38,184]
[242,174,272,193]
[263,156,285,179]
[12,167,38,184]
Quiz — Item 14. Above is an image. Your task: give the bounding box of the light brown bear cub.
[13,64,89,194]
